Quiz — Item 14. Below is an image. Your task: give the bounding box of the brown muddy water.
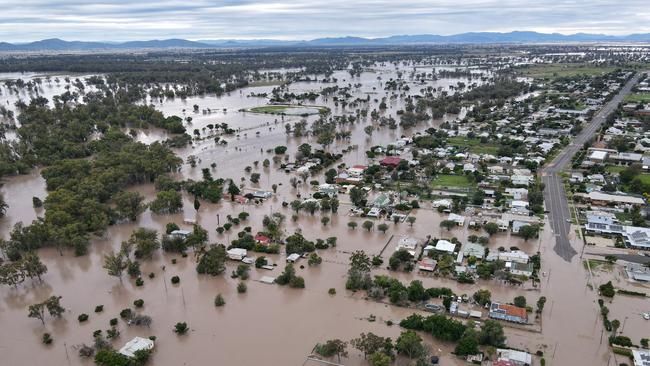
[0,65,626,366]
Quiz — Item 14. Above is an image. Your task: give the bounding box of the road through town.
[541,72,644,261]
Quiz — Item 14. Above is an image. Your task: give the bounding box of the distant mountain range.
[3,32,650,51]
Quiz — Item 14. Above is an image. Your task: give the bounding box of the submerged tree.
[28,295,64,325]
[103,251,127,283]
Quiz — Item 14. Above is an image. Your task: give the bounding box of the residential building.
[379,156,403,168]
[448,213,466,226]
[587,191,645,206]
[462,242,485,259]
[633,349,650,366]
[434,240,456,254]
[496,348,532,366]
[119,337,155,358]
[418,258,437,272]
[508,262,534,277]
[586,211,617,225]
[489,302,528,324]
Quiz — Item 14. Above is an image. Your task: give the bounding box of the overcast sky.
[1,0,649,42]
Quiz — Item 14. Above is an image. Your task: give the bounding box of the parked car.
[424,303,443,313]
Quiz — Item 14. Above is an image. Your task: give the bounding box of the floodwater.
[0,63,629,366]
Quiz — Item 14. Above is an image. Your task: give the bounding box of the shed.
[259,276,276,284]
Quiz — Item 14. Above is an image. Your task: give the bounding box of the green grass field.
[636,174,650,184]
[248,105,289,113]
[518,64,616,79]
[447,136,500,155]
[605,165,626,174]
[246,104,329,115]
[431,174,472,188]
[624,92,650,103]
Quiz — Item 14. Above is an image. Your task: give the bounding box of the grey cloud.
[0,0,648,41]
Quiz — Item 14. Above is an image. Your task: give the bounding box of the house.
[348,165,366,177]
[227,248,247,261]
[570,172,584,183]
[498,250,530,264]
[170,229,191,239]
[489,302,528,324]
[254,234,271,246]
[119,337,154,358]
[505,188,528,200]
[497,219,509,231]
[286,253,301,263]
[318,184,339,197]
[586,211,616,225]
[508,262,534,277]
[587,191,645,206]
[448,213,466,226]
[610,152,643,166]
[588,149,608,163]
[626,263,650,282]
[511,220,529,234]
[432,199,452,209]
[418,258,437,272]
[462,243,485,259]
[372,193,391,208]
[380,156,403,168]
[434,240,456,254]
[334,172,362,185]
[511,175,532,186]
[633,349,650,366]
[496,349,532,366]
[396,237,419,256]
[366,207,381,218]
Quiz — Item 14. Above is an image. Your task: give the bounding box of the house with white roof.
[448,213,466,226]
[119,337,154,358]
[434,240,456,254]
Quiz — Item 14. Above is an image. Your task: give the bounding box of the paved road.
[541,72,644,262]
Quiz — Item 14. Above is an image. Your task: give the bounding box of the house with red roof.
[488,302,528,324]
[254,234,270,246]
[379,156,403,168]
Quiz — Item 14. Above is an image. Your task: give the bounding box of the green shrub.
[237,282,247,293]
[214,294,226,307]
[119,308,132,319]
[174,322,188,334]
